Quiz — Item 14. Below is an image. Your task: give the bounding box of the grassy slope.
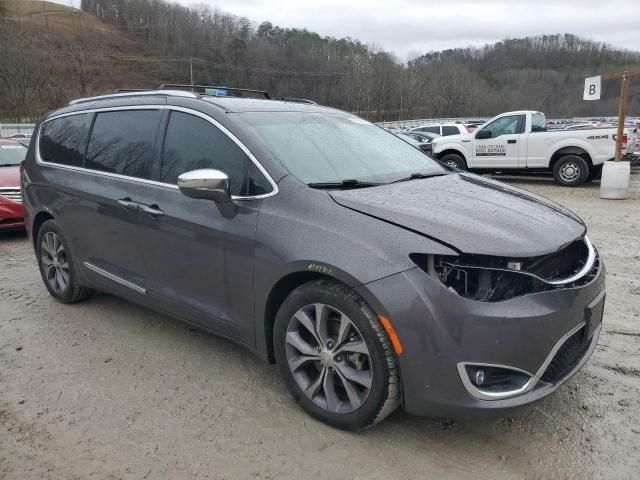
[4,0,182,98]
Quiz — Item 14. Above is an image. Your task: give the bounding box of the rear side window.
[160,111,264,196]
[442,126,460,136]
[86,110,162,178]
[417,126,440,134]
[39,114,91,166]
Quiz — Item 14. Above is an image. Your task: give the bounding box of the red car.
[0,139,27,230]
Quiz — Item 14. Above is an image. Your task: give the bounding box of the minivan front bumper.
[356,259,605,418]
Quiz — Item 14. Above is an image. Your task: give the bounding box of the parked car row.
[409,122,473,136]
[6,132,32,147]
[385,128,441,153]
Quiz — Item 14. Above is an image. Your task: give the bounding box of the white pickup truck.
[430,110,627,186]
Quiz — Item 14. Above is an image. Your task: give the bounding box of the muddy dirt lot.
[1,174,639,480]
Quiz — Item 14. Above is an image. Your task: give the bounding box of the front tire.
[36,220,93,303]
[274,280,400,430]
[439,152,467,170]
[552,155,590,186]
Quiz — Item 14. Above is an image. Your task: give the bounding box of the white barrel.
[599,160,631,199]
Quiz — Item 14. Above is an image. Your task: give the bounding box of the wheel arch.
[549,145,594,171]
[434,148,467,162]
[31,210,55,250]
[262,265,384,364]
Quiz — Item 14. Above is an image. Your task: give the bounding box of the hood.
[0,165,20,188]
[329,173,585,257]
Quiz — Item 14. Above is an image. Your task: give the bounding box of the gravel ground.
[1,173,639,480]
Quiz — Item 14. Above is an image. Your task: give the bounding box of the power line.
[1,47,345,77]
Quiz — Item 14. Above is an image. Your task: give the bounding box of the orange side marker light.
[378,315,404,355]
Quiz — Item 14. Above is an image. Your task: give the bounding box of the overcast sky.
[54,0,639,60]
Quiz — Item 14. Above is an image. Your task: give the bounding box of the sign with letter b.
[583,76,601,101]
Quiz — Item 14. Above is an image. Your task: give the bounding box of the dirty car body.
[21,91,605,425]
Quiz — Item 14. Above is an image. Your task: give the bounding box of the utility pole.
[584,68,639,199]
[599,69,640,161]
[190,57,194,89]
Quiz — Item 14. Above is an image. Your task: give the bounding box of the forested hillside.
[1,0,639,121]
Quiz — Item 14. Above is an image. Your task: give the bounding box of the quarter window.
[441,126,460,136]
[86,110,162,178]
[39,114,92,166]
[160,111,264,196]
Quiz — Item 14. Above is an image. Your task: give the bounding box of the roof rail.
[158,84,271,99]
[277,97,317,105]
[68,89,198,106]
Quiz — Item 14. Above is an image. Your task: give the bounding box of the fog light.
[462,364,533,399]
[474,368,485,386]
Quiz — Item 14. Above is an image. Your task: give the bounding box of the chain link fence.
[0,123,36,137]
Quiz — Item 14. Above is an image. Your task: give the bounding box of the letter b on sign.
[583,76,601,101]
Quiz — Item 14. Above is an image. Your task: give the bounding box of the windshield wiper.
[389,172,449,184]
[0,163,20,167]
[307,179,383,190]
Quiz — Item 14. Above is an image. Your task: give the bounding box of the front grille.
[540,327,591,383]
[0,188,21,203]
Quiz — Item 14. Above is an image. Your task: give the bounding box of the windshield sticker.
[476,144,506,156]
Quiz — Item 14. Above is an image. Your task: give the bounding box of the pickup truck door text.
[472,114,525,168]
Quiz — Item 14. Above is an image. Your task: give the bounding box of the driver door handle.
[140,204,164,218]
[507,139,517,144]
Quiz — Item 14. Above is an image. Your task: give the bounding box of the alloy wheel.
[40,231,70,294]
[285,303,373,414]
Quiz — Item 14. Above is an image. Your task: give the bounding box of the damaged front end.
[411,237,599,302]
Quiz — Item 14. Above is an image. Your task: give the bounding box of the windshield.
[0,144,27,166]
[240,112,447,184]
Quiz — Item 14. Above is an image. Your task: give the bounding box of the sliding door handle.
[140,204,164,218]
[117,198,138,209]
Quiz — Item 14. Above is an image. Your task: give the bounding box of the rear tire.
[36,220,93,303]
[274,279,400,430]
[552,155,589,187]
[587,164,603,182]
[440,153,467,170]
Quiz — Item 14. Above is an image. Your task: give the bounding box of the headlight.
[409,237,598,302]
[424,255,538,302]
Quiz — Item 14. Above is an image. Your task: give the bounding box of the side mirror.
[476,129,492,140]
[178,169,237,218]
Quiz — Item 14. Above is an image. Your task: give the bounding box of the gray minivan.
[22,88,605,430]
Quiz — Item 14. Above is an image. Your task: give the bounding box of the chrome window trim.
[83,262,147,295]
[457,320,586,401]
[36,105,279,200]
